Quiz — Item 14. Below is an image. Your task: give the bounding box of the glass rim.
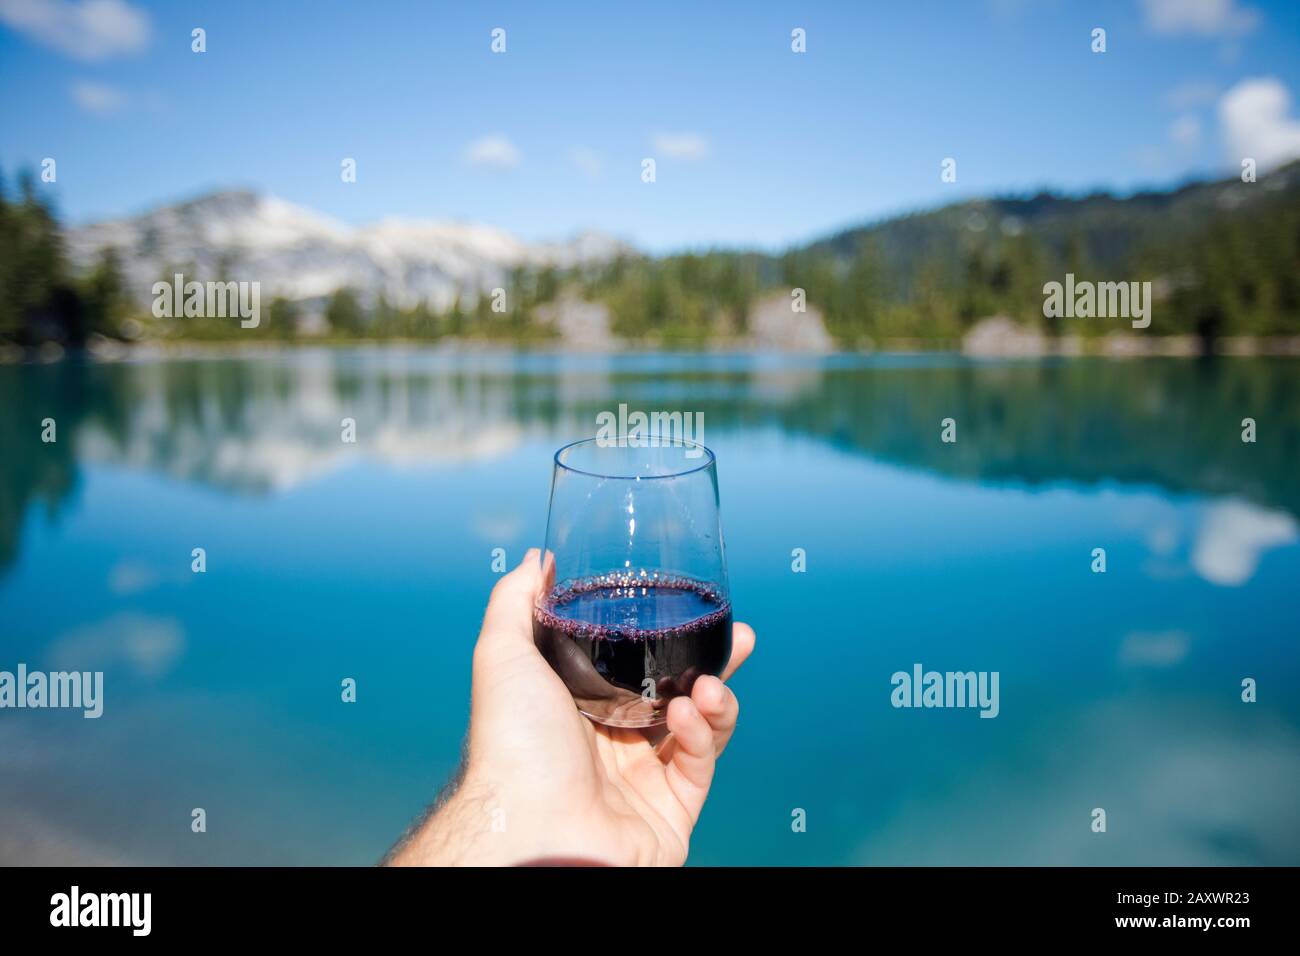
[553,436,716,480]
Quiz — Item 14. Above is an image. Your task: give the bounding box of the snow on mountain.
[65,190,632,312]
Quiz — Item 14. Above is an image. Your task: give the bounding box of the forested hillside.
[2,161,1297,349]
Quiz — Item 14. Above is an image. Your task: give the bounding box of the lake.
[1,349,1298,865]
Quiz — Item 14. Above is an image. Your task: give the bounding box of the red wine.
[533,574,732,727]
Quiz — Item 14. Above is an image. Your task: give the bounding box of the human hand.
[385,549,755,866]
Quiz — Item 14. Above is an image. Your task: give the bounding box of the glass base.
[578,706,667,729]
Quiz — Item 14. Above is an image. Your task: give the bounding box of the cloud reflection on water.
[1192,499,1298,586]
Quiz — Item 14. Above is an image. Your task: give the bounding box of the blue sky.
[2,0,1299,252]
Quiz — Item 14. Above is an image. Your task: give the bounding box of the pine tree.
[324,288,365,336]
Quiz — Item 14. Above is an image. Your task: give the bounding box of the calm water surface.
[1,350,1297,864]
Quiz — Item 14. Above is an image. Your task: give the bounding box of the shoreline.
[4,333,1300,365]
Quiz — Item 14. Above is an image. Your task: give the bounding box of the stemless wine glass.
[533,437,732,728]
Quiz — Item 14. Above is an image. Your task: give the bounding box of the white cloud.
[651,132,710,161]
[1140,0,1259,36]
[568,146,603,179]
[48,612,185,679]
[1169,113,1202,147]
[70,79,125,114]
[1219,77,1300,172]
[1191,499,1297,586]
[0,0,150,61]
[1119,630,1190,668]
[108,559,158,595]
[462,134,521,171]
[1145,521,1180,555]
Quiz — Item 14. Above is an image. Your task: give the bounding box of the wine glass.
[533,437,732,728]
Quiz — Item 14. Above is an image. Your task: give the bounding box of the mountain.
[801,160,1300,301]
[41,161,1300,347]
[595,159,1300,346]
[65,190,632,313]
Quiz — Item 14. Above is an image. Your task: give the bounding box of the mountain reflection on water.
[3,351,1296,565]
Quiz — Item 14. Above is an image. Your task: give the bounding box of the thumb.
[478,548,547,649]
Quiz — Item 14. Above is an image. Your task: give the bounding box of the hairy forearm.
[385,771,584,866]
[384,769,615,867]
[384,777,504,866]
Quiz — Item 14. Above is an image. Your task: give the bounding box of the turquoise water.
[1,350,1297,865]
